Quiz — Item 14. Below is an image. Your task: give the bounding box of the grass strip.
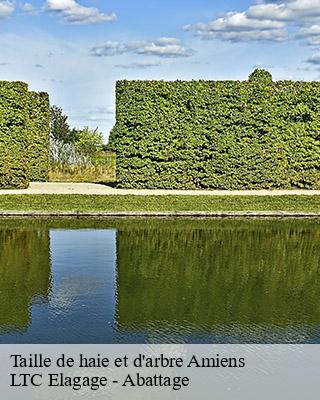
[0,195,319,212]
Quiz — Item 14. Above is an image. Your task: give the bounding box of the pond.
[0,218,319,344]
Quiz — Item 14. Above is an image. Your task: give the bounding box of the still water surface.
[0,218,319,343]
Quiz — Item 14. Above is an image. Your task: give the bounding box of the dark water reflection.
[0,218,319,343]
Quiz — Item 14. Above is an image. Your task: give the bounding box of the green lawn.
[0,194,319,212]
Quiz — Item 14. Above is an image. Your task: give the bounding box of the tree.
[50,105,76,143]
[73,127,104,157]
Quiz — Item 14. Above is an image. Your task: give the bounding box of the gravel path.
[0,182,320,196]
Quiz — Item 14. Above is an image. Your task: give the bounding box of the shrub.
[0,82,50,188]
[110,69,320,189]
[73,126,104,158]
[0,81,30,188]
[29,92,50,181]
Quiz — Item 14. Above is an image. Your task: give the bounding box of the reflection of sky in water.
[48,229,117,342]
[49,229,116,317]
[0,229,117,343]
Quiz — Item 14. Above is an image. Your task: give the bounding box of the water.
[0,218,319,344]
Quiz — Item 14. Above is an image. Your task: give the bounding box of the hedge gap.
[110,69,320,189]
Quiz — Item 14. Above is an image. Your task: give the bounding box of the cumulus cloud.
[129,38,194,57]
[247,0,320,22]
[184,10,287,42]
[45,0,116,24]
[0,1,14,19]
[91,38,194,58]
[297,24,320,44]
[247,3,292,21]
[184,0,320,43]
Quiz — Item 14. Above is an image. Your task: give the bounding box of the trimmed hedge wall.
[28,92,50,181]
[0,81,30,189]
[0,82,50,188]
[110,69,320,189]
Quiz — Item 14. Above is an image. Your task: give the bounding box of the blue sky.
[1,0,320,140]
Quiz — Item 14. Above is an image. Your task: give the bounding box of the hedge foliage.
[0,82,30,188]
[0,82,50,188]
[28,92,50,181]
[110,69,320,189]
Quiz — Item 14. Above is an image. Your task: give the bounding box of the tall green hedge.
[0,82,50,188]
[28,92,50,181]
[0,82,30,188]
[110,69,320,189]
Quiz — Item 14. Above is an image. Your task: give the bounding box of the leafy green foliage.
[73,127,104,158]
[0,81,30,188]
[110,69,320,189]
[50,105,76,143]
[29,92,50,181]
[248,68,273,84]
[0,82,50,188]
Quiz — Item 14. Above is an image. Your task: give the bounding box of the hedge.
[0,82,50,188]
[28,92,50,181]
[0,81,30,188]
[110,69,320,189]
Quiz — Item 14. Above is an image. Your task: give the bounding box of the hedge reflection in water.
[0,218,319,343]
[0,227,51,332]
[116,219,320,341]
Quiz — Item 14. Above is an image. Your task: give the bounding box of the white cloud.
[21,2,41,15]
[95,106,114,115]
[299,25,320,36]
[90,41,125,56]
[22,3,34,12]
[289,0,320,18]
[91,38,194,58]
[306,52,320,64]
[184,9,287,42]
[248,0,320,22]
[247,3,292,21]
[129,38,194,57]
[115,60,162,69]
[297,24,320,44]
[0,1,14,19]
[204,11,285,31]
[45,0,116,24]
[184,0,320,43]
